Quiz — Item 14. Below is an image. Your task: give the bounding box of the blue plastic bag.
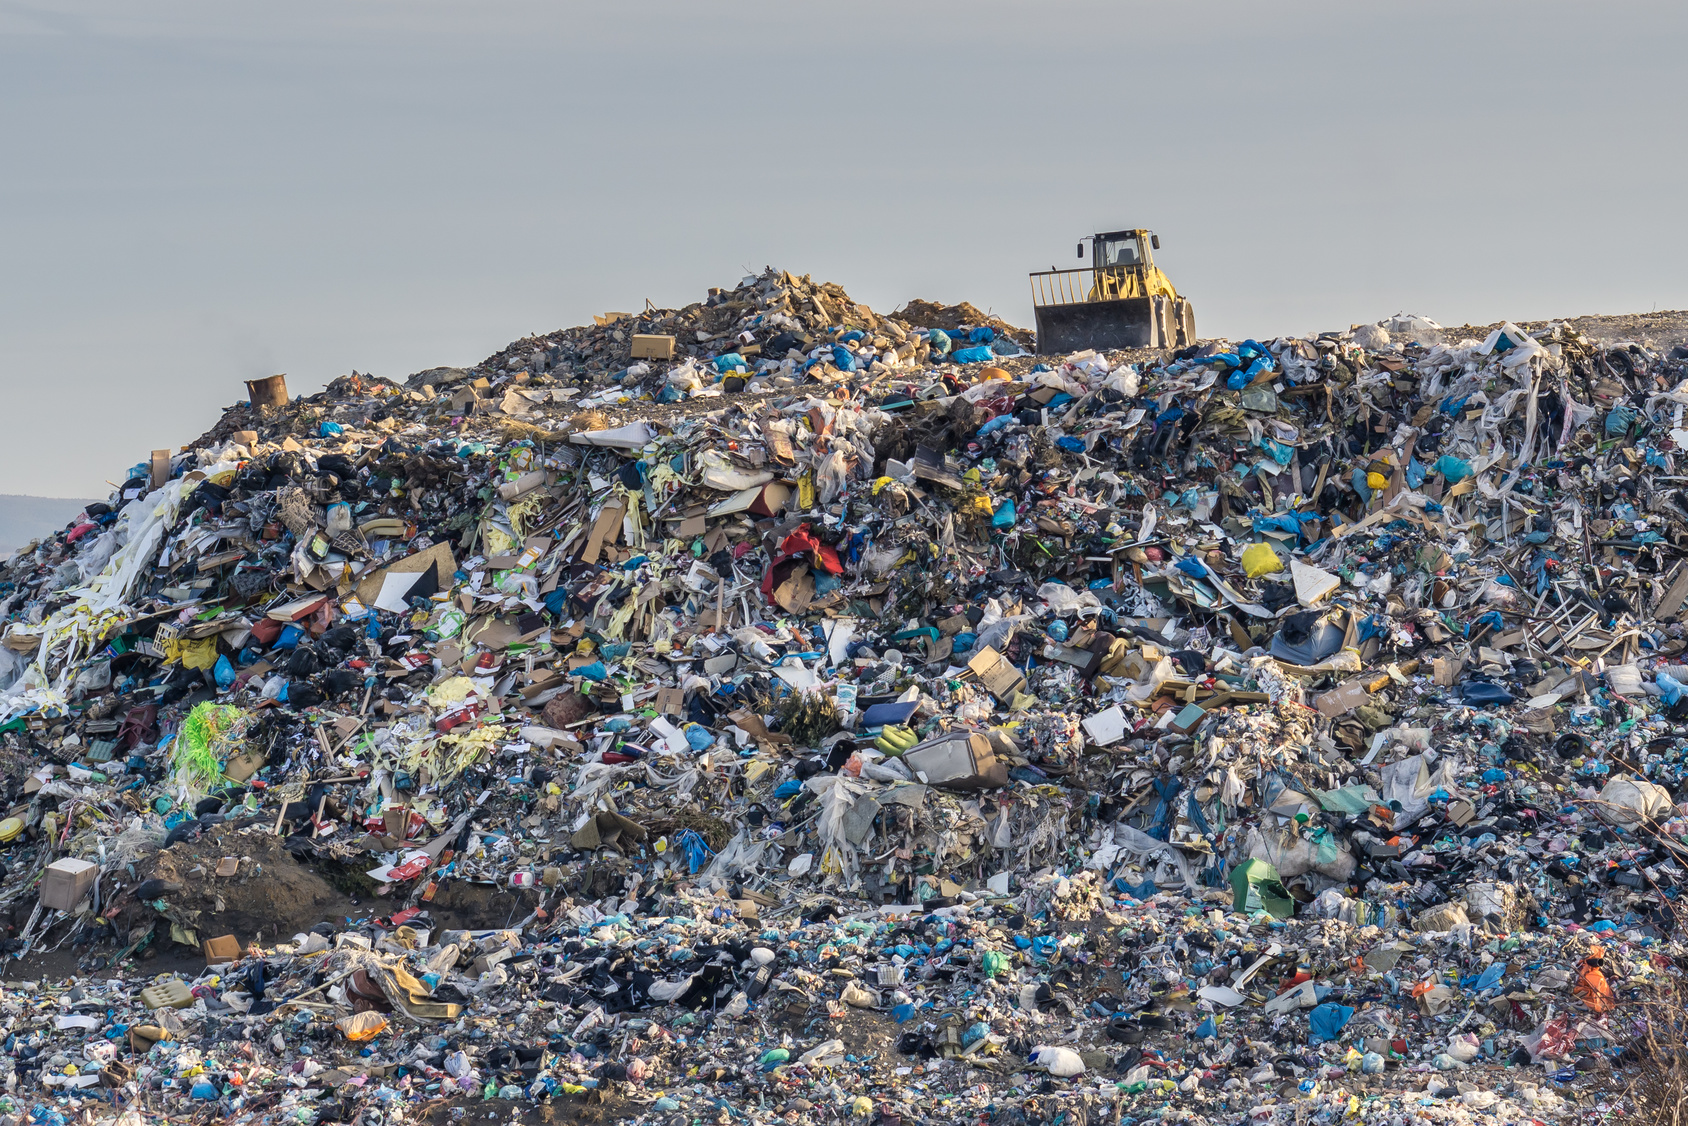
[1606,404,1637,437]
[927,329,951,355]
[1434,454,1472,483]
[992,499,1016,528]
[829,344,858,372]
[952,345,994,364]
[1473,964,1505,991]
[712,353,747,373]
[1308,1002,1354,1044]
[1659,671,1685,706]
[1460,681,1514,706]
[213,654,236,691]
[1351,467,1374,502]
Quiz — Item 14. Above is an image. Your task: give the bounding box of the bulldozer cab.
[1095,230,1145,268]
[1029,227,1194,353]
[1085,229,1175,303]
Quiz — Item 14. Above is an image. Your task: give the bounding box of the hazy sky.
[3,0,1684,499]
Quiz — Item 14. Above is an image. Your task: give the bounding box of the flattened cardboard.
[1314,679,1371,717]
[355,541,458,609]
[581,501,626,564]
[967,647,1026,701]
[463,615,548,652]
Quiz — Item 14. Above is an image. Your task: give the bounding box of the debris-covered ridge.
[0,269,1684,1125]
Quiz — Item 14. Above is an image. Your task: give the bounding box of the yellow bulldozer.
[1028,228,1195,353]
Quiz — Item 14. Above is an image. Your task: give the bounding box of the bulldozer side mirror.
[1151,234,1160,250]
[1077,243,1084,259]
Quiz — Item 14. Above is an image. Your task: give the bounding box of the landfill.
[0,272,1686,1126]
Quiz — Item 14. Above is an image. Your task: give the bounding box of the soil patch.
[117,821,367,949]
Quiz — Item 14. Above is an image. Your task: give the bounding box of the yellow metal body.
[1084,229,1180,302]
[1027,227,1195,353]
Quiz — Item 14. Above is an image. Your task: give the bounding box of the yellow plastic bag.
[336,1011,387,1041]
[1241,542,1284,577]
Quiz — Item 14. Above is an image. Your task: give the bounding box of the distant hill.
[0,495,101,557]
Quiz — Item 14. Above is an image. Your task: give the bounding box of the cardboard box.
[630,334,677,360]
[203,934,242,965]
[39,857,98,911]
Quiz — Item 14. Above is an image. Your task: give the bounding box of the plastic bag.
[1240,542,1283,577]
[1030,1045,1085,1076]
[1598,776,1673,826]
[1446,1032,1481,1063]
[952,345,994,364]
[336,1011,387,1040]
[1433,454,1472,483]
[1659,671,1685,706]
[815,450,849,505]
[1308,1003,1354,1044]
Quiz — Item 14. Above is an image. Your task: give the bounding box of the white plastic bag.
[1030,1045,1085,1077]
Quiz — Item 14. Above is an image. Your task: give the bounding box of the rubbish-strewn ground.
[0,271,1684,1126]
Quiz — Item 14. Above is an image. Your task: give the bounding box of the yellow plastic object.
[336,1011,388,1040]
[1241,542,1284,578]
[1366,471,1389,491]
[0,818,22,843]
[140,979,195,1010]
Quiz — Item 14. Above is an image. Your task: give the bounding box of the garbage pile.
[0,273,1685,1125]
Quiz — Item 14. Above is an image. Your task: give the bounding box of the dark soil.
[417,1090,638,1126]
[117,821,368,948]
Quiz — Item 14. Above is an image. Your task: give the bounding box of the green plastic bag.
[1230,858,1294,919]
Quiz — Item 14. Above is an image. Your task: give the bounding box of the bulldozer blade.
[1033,295,1193,355]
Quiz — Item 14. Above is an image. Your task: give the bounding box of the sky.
[2,0,1685,499]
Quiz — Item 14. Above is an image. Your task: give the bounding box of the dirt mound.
[892,298,1032,345]
[424,879,541,932]
[122,821,361,948]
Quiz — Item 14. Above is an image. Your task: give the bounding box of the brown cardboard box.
[630,334,677,360]
[202,934,242,965]
[39,857,98,911]
[967,647,1026,701]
